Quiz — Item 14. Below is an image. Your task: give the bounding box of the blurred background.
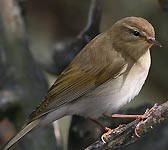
[0,0,168,150]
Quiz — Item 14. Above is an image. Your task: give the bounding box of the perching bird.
[1,17,161,150]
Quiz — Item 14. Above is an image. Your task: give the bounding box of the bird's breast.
[102,50,151,115]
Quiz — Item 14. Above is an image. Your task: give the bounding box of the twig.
[85,101,168,150]
[46,0,103,74]
[78,0,102,39]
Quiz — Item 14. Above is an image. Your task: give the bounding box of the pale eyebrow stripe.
[123,24,147,38]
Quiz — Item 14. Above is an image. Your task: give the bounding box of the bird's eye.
[133,30,140,36]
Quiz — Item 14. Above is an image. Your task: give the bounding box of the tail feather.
[1,119,40,150]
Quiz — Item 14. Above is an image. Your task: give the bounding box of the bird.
[1,16,162,150]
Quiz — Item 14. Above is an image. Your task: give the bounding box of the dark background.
[0,0,168,149]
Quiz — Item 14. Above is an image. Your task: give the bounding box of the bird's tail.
[1,119,40,150]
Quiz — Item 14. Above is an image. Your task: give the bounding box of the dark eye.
[133,30,140,36]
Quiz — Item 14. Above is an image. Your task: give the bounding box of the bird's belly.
[69,65,149,118]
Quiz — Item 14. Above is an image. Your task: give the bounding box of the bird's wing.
[29,33,128,121]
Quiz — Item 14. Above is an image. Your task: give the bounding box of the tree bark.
[0,0,62,149]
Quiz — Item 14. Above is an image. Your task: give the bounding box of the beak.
[147,38,162,47]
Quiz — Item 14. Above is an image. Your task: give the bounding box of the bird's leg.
[89,118,105,131]
[112,103,158,137]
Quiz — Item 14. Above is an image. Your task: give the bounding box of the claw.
[134,120,143,137]
[101,135,106,143]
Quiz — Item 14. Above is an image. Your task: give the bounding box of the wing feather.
[29,32,128,121]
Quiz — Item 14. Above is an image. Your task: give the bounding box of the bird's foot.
[89,118,126,143]
[101,127,113,143]
[111,103,158,137]
[101,125,125,143]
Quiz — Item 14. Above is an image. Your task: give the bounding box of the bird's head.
[110,17,162,60]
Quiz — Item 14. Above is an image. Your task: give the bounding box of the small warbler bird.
[2,16,161,150]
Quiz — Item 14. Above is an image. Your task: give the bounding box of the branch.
[85,101,168,150]
[78,0,102,39]
[45,0,103,74]
[0,0,62,149]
